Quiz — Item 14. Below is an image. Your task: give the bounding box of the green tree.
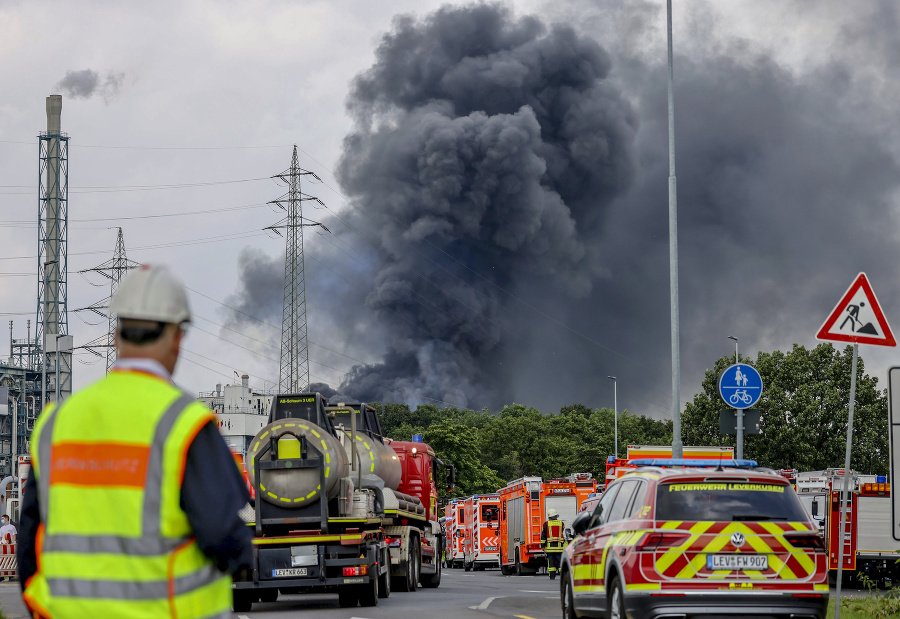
[423,421,504,498]
[681,343,888,474]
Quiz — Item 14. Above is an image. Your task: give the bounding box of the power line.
[0,176,273,195]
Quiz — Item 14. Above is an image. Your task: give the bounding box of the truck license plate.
[707,555,768,571]
[272,568,308,577]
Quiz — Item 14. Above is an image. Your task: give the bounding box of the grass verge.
[826,594,900,618]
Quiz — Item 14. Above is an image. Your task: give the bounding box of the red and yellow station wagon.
[560,463,828,619]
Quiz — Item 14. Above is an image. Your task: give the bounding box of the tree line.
[373,343,890,498]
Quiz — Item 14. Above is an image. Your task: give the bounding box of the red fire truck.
[463,494,501,571]
[605,445,735,486]
[498,474,597,575]
[444,498,467,568]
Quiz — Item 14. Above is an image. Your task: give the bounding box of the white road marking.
[469,596,501,610]
[237,616,251,619]
[519,590,551,593]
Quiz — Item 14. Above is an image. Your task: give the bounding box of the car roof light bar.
[628,458,758,468]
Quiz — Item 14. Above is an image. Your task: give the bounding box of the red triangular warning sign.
[817,272,896,347]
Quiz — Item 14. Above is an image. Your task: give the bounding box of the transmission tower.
[267,146,328,393]
[75,228,140,371]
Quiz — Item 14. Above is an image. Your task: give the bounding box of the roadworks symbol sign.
[816,272,896,347]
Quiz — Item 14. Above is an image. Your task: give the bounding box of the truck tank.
[247,394,350,507]
[328,399,402,491]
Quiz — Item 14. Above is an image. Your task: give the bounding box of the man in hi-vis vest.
[540,508,565,580]
[18,265,252,618]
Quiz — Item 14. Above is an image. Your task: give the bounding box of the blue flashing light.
[412,434,424,442]
[587,492,597,498]
[877,475,887,483]
[627,458,758,468]
[607,456,616,463]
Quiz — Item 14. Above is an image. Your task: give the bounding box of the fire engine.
[443,498,467,568]
[797,469,900,586]
[605,445,735,486]
[498,474,597,575]
[463,494,501,571]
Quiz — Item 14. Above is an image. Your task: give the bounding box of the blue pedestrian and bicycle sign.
[719,364,763,409]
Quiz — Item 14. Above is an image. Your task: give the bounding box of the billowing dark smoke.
[55,69,125,102]
[227,2,900,417]
[332,3,638,407]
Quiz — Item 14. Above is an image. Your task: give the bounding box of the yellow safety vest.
[545,518,565,552]
[23,369,232,619]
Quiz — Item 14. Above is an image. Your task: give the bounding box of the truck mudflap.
[235,535,388,592]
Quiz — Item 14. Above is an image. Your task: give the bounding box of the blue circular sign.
[718,364,763,409]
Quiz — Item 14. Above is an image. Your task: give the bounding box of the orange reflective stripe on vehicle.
[50,442,150,488]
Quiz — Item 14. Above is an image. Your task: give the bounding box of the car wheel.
[607,575,626,619]
[562,572,577,619]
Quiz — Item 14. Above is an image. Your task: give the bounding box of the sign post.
[718,364,762,459]
[816,272,895,619]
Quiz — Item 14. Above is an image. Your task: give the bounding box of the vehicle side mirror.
[564,527,574,541]
[446,465,456,491]
[571,511,591,536]
[811,501,818,518]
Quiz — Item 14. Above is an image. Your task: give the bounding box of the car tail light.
[636,532,690,551]
[343,566,368,577]
[783,533,825,551]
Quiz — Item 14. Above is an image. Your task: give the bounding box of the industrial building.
[198,375,274,456]
[0,95,73,477]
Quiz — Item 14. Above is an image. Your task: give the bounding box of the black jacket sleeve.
[17,468,39,593]
[180,421,253,574]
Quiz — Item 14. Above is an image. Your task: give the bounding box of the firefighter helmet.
[548,508,559,519]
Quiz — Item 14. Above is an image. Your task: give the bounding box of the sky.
[2,1,900,421]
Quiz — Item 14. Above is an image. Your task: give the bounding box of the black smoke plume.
[331,3,638,407]
[228,2,900,416]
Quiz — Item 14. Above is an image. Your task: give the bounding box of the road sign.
[719,364,763,409]
[888,367,900,541]
[817,272,896,347]
[719,409,761,435]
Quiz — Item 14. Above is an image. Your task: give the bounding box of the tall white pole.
[728,336,744,459]
[608,376,618,459]
[667,0,683,458]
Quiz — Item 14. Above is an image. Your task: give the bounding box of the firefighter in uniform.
[540,508,565,580]
[18,265,252,618]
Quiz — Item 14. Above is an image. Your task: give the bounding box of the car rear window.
[655,480,809,522]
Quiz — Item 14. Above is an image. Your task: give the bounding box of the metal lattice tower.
[75,228,140,371]
[36,95,71,401]
[267,146,327,393]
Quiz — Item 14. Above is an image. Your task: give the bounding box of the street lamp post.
[608,376,618,459]
[727,336,744,459]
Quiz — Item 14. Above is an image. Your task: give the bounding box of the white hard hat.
[110,265,191,324]
[548,509,559,519]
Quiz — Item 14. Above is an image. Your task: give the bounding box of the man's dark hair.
[118,319,167,344]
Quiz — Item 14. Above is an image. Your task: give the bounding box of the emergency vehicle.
[605,445,735,486]
[498,474,597,575]
[796,469,900,586]
[463,494,501,571]
[561,464,829,619]
[444,498,467,568]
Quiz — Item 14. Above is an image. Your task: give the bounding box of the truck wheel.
[393,535,419,592]
[515,548,523,576]
[233,590,254,613]
[358,574,379,607]
[338,589,359,608]
[411,535,421,590]
[464,559,472,572]
[421,550,442,588]
[259,588,278,603]
[378,562,391,598]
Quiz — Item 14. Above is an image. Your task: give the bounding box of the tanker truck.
[232,393,451,611]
